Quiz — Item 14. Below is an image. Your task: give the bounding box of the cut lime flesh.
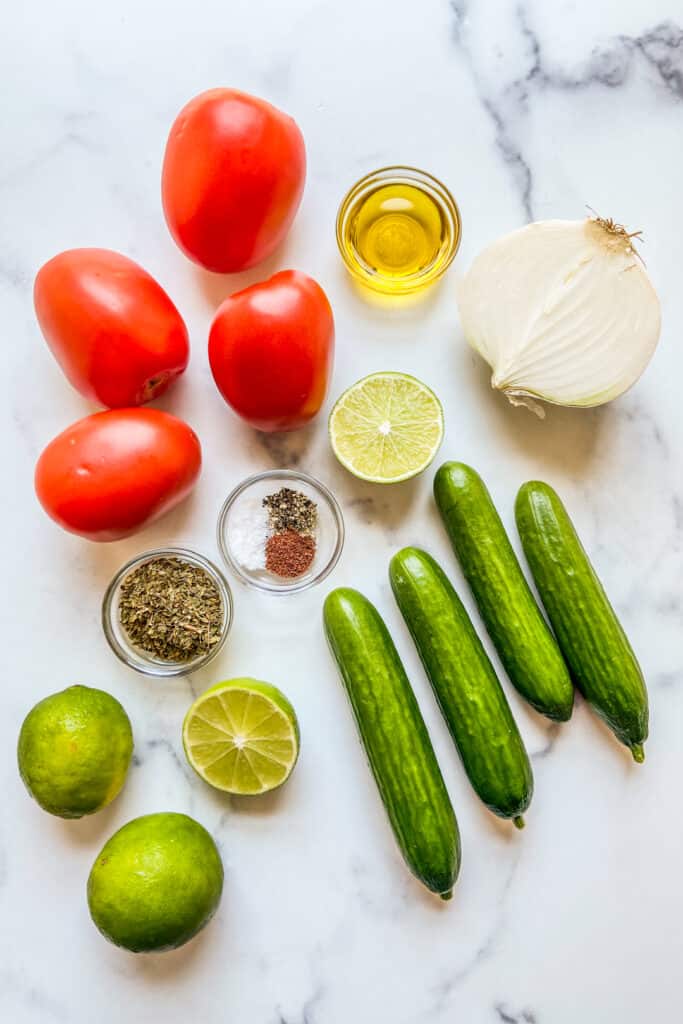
[183,679,299,795]
[329,371,444,483]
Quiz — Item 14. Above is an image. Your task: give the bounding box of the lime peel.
[17,684,133,819]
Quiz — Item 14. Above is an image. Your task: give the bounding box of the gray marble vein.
[450,2,683,219]
[430,847,523,1012]
[0,968,69,1022]
[495,1006,537,1024]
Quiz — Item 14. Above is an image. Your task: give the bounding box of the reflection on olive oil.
[337,170,460,295]
[351,184,446,279]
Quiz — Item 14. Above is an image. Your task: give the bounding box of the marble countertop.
[2,1,682,1021]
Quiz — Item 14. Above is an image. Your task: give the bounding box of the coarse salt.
[229,497,269,571]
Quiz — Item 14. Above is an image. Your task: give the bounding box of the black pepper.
[262,487,318,536]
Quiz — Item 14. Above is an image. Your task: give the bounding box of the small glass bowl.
[102,547,233,677]
[336,165,461,295]
[217,469,344,594]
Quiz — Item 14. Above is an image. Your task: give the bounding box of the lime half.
[329,371,444,483]
[182,679,300,795]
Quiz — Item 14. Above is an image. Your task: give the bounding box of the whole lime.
[17,685,133,818]
[87,812,224,953]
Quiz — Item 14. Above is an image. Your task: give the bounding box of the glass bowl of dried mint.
[217,470,344,594]
[102,548,233,677]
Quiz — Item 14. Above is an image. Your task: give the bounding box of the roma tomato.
[162,89,306,273]
[35,409,201,542]
[34,249,189,408]
[208,270,334,432]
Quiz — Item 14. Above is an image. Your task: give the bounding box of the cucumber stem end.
[631,743,645,764]
[513,815,525,830]
[440,889,453,902]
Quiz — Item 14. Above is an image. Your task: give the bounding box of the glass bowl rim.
[335,164,462,292]
[102,546,234,677]
[216,468,345,594]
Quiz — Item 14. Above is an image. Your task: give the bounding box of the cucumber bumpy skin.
[434,462,574,722]
[390,547,533,826]
[323,587,461,899]
[515,481,648,762]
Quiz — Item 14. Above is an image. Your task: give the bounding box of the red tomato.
[208,270,334,432]
[162,89,306,273]
[34,249,189,408]
[35,409,202,541]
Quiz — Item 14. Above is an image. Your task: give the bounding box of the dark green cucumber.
[323,587,460,899]
[515,481,648,762]
[434,462,573,722]
[390,547,533,826]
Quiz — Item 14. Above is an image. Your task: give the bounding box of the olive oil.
[337,167,460,295]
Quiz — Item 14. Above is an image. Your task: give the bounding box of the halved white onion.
[457,218,661,417]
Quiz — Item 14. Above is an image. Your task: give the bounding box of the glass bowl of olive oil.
[336,166,461,295]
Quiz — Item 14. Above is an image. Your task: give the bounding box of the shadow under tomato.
[192,231,305,313]
[207,407,319,472]
[95,483,202,561]
[252,423,318,470]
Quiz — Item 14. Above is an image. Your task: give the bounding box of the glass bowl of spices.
[217,469,344,594]
[102,548,233,677]
[336,165,461,295]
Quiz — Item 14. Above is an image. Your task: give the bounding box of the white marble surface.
[2,1,682,1021]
